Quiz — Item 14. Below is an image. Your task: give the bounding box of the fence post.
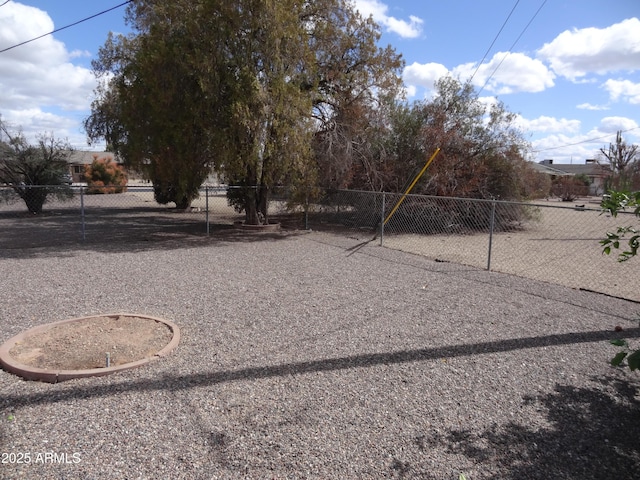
[487,199,496,271]
[380,192,385,246]
[80,186,86,241]
[205,186,210,236]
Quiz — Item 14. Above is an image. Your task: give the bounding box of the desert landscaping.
[1,227,639,479]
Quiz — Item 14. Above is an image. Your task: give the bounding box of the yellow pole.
[383,147,441,225]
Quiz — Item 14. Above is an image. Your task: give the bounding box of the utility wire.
[468,0,634,157]
[0,0,11,7]
[478,0,548,96]
[0,0,132,54]
[468,0,520,84]
[532,126,640,153]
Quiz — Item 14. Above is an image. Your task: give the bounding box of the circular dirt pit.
[0,314,180,383]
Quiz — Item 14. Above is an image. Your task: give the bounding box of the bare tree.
[0,119,73,213]
[600,131,640,190]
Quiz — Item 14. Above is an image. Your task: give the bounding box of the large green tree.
[85,18,216,209]
[0,120,73,214]
[210,0,316,224]
[85,0,403,222]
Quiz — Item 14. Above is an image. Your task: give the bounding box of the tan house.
[66,152,222,186]
[536,159,611,196]
[66,151,120,183]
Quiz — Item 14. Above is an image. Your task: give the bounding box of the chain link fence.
[0,185,233,248]
[309,189,639,302]
[1,185,637,301]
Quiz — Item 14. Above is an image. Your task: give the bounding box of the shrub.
[0,125,74,213]
[551,176,589,201]
[84,155,127,194]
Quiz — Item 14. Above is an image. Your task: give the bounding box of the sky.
[0,0,639,164]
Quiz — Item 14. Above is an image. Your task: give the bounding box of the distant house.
[65,152,224,187]
[536,159,611,196]
[530,161,572,177]
[66,151,121,183]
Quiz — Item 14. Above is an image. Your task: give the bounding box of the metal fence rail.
[1,185,637,302]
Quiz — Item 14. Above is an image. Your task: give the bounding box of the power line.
[467,0,635,157]
[468,0,520,85]
[0,1,11,7]
[0,0,133,54]
[532,126,640,153]
[478,0,548,96]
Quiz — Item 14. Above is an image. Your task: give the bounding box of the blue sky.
[1,0,639,165]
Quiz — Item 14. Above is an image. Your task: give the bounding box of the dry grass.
[383,200,639,302]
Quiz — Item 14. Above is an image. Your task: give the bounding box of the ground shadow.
[3,327,639,409]
[0,207,306,258]
[4,327,639,478]
[418,375,640,479]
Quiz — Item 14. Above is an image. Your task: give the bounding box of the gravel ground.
[1,230,639,479]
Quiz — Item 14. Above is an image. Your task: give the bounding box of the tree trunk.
[21,186,47,214]
[257,186,269,225]
[175,195,190,210]
[244,187,260,225]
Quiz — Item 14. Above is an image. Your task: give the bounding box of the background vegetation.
[84,155,128,194]
[0,120,73,214]
[84,0,537,224]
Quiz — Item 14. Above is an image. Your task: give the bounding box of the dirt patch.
[381,204,640,302]
[8,315,174,370]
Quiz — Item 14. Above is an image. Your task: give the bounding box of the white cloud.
[603,79,640,104]
[516,115,581,134]
[576,103,609,111]
[403,84,417,98]
[530,119,640,163]
[5,108,75,132]
[530,131,611,163]
[0,5,77,69]
[477,95,499,109]
[69,49,92,59]
[404,52,555,97]
[0,2,98,147]
[402,61,449,94]
[0,107,91,148]
[598,116,639,133]
[355,0,423,38]
[537,18,640,81]
[454,52,555,94]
